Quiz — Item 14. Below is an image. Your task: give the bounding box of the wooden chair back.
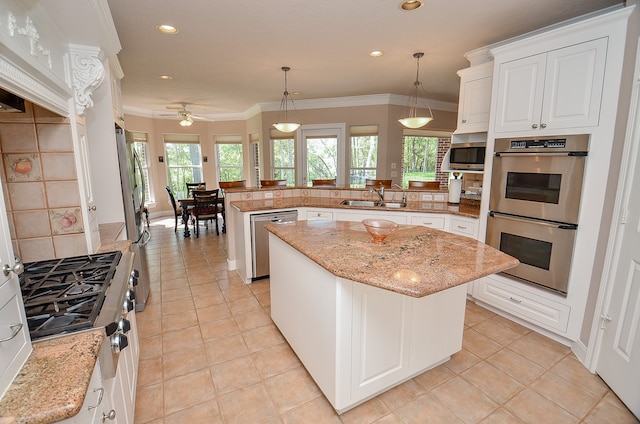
[365,179,392,189]
[312,178,337,187]
[165,186,182,232]
[186,182,206,198]
[408,180,440,190]
[260,179,287,187]
[191,189,221,237]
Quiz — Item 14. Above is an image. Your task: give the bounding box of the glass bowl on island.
[362,219,399,244]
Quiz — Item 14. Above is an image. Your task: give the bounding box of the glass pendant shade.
[399,52,434,129]
[179,116,193,127]
[273,67,301,133]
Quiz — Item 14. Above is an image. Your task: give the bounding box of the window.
[401,135,439,187]
[271,133,295,185]
[131,132,153,203]
[164,134,202,199]
[215,135,244,182]
[350,125,378,188]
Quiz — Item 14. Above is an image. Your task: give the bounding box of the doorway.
[297,124,346,186]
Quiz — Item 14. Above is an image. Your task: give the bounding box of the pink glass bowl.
[362,219,399,244]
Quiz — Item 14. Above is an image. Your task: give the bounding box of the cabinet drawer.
[410,215,446,230]
[306,210,334,221]
[450,217,478,238]
[0,279,32,397]
[474,276,570,332]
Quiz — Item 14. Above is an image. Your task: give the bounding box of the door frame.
[296,123,347,186]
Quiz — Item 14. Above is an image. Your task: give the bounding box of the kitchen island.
[266,220,518,413]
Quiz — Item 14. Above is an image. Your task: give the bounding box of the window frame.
[163,135,203,199]
[215,135,244,183]
[349,125,379,188]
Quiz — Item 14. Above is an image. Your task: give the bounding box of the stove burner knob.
[118,318,131,333]
[105,322,119,337]
[111,333,128,351]
[123,299,134,313]
[131,269,139,278]
[126,289,136,302]
[129,275,138,287]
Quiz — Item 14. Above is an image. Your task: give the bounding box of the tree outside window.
[350,135,378,188]
[164,142,202,199]
[216,143,244,182]
[401,136,438,187]
[272,137,295,185]
[132,133,153,203]
[305,136,338,186]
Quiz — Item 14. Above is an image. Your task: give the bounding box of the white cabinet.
[334,210,407,224]
[305,209,334,221]
[449,216,479,239]
[410,214,449,230]
[455,62,493,134]
[494,38,607,134]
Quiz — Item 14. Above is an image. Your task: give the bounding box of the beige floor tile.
[463,328,503,359]
[530,372,598,418]
[138,355,163,387]
[251,343,302,379]
[161,296,195,315]
[192,291,226,308]
[465,302,497,327]
[234,307,273,331]
[280,396,342,424]
[461,361,524,404]
[478,407,525,423]
[139,334,163,359]
[507,332,571,369]
[163,368,216,416]
[413,363,456,390]
[161,325,203,354]
[161,287,193,303]
[210,355,263,394]
[432,376,499,423]
[204,333,250,365]
[221,285,254,301]
[196,302,232,323]
[162,344,208,380]
[161,309,198,332]
[340,397,391,424]
[264,367,323,414]
[372,413,403,423]
[242,324,286,352]
[163,400,222,424]
[505,388,579,424]
[472,315,530,346]
[485,348,545,385]
[550,355,609,398]
[217,382,279,423]
[379,379,427,411]
[444,348,482,374]
[582,396,640,423]
[200,316,240,341]
[190,281,222,296]
[136,314,163,339]
[135,382,164,424]
[394,392,465,424]
[228,295,263,315]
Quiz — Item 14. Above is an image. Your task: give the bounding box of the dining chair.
[365,179,392,189]
[191,189,222,237]
[165,186,182,232]
[408,180,441,190]
[218,180,245,234]
[312,178,337,187]
[260,179,287,187]
[186,182,206,198]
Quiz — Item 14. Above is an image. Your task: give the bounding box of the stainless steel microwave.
[447,142,486,170]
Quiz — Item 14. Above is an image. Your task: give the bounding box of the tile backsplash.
[0,101,87,262]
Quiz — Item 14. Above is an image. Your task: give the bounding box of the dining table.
[178,197,225,237]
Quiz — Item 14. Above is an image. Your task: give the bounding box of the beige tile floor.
[134,218,639,424]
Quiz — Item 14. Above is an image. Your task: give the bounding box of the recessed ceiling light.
[156,24,178,34]
[159,75,173,80]
[399,0,423,11]
[369,50,384,57]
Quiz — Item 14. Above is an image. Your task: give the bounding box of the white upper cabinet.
[494,38,607,134]
[455,62,493,134]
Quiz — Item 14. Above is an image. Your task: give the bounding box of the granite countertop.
[0,329,105,424]
[97,222,131,253]
[265,220,518,298]
[232,196,481,218]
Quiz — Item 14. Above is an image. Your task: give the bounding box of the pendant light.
[398,52,434,129]
[273,66,301,133]
[179,115,193,127]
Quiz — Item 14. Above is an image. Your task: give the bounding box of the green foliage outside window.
[350,135,378,187]
[306,137,337,185]
[217,143,244,182]
[165,143,202,199]
[272,138,295,185]
[402,136,438,187]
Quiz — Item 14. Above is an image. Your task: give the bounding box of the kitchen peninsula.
[266,220,518,413]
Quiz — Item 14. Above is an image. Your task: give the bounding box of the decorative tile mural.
[49,208,84,234]
[3,153,42,181]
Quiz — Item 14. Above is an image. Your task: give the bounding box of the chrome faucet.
[370,185,385,202]
[392,184,406,205]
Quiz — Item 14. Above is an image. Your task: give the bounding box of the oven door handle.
[489,211,577,230]
[494,151,588,157]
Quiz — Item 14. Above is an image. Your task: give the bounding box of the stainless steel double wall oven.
[486,135,589,295]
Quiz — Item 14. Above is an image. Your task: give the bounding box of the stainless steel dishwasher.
[250,210,298,279]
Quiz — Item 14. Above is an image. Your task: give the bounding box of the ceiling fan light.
[179,117,193,127]
[398,116,433,128]
[273,122,300,133]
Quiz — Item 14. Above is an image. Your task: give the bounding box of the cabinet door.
[541,38,607,130]
[458,76,492,133]
[494,53,546,133]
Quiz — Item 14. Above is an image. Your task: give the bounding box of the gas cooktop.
[19,251,122,340]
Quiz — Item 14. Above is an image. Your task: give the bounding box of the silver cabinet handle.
[90,205,97,211]
[461,119,467,123]
[0,324,23,343]
[457,225,468,230]
[531,123,538,129]
[540,123,547,128]
[3,257,24,276]
[509,296,522,303]
[102,410,116,422]
[88,387,104,410]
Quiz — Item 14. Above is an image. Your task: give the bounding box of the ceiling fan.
[161,103,210,126]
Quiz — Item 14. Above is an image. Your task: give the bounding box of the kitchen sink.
[379,202,406,208]
[340,200,380,207]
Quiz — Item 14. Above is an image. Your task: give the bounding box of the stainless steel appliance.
[251,210,298,279]
[115,127,150,311]
[18,251,138,379]
[446,142,486,171]
[486,134,589,295]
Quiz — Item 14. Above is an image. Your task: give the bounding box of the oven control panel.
[509,138,566,149]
